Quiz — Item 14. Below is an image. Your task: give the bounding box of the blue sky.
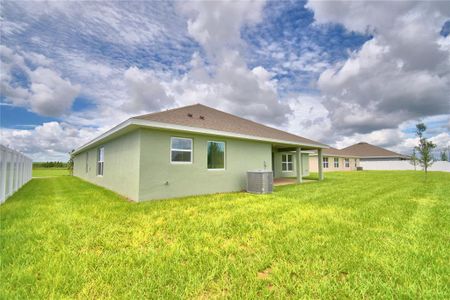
[1,1,449,161]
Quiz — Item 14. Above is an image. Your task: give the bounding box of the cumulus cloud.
[175,0,291,126]
[166,51,290,126]
[1,46,80,117]
[286,94,331,142]
[1,122,100,161]
[179,0,264,60]
[122,66,175,113]
[307,1,450,134]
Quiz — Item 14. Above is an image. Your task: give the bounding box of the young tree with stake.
[410,148,418,171]
[414,123,436,174]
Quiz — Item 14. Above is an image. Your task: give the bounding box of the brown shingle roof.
[342,142,407,158]
[133,104,327,148]
[321,147,359,157]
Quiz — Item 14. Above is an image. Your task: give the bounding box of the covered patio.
[271,144,325,184]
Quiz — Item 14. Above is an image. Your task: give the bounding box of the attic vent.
[187,113,193,117]
[199,115,205,120]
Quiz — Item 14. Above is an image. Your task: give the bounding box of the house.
[342,142,409,170]
[72,104,328,201]
[342,142,409,161]
[309,147,360,172]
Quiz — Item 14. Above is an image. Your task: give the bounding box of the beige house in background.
[309,147,360,172]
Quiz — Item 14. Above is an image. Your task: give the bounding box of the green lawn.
[32,168,70,177]
[1,172,449,299]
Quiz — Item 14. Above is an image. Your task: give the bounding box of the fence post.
[18,155,22,188]
[0,146,7,203]
[9,151,14,196]
[14,152,19,193]
[26,159,29,182]
[21,156,25,186]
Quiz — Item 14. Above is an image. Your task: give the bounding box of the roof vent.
[199,115,205,120]
[187,113,193,118]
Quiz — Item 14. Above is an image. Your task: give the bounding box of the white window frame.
[170,137,193,164]
[282,154,294,172]
[345,158,350,168]
[334,157,339,168]
[207,141,226,171]
[97,147,104,176]
[323,157,329,168]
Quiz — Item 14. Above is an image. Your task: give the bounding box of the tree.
[414,123,436,174]
[410,148,418,171]
[440,150,448,162]
[68,150,75,176]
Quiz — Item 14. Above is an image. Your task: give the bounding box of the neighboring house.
[342,142,409,161]
[342,142,409,170]
[309,147,360,172]
[73,104,328,201]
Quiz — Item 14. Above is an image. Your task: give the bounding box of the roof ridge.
[133,103,201,119]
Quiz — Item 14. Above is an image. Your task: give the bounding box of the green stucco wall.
[137,128,272,201]
[273,152,309,178]
[73,130,141,200]
[73,127,316,202]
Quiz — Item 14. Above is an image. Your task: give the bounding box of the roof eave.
[73,119,328,155]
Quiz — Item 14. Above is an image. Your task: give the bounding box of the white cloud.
[286,94,331,142]
[308,1,450,134]
[28,67,80,116]
[168,51,291,126]
[1,122,100,161]
[1,46,81,117]
[174,1,291,126]
[179,0,265,60]
[122,66,175,113]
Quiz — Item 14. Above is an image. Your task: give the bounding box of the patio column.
[296,147,302,184]
[318,148,324,181]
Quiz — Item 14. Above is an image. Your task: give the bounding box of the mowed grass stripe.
[1,171,449,299]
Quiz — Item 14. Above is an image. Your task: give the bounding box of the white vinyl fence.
[0,145,32,204]
[360,160,450,172]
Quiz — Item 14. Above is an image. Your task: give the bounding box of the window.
[345,158,350,168]
[85,152,89,173]
[323,157,329,168]
[207,141,225,169]
[334,157,339,168]
[282,154,293,171]
[97,147,104,176]
[171,137,192,163]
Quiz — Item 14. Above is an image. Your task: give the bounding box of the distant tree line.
[33,161,68,169]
